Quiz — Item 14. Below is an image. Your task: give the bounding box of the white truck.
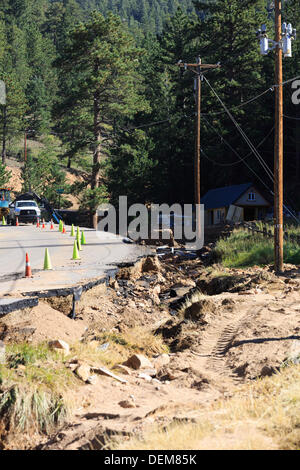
[8,199,41,225]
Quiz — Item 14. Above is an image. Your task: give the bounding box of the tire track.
[193,307,260,384]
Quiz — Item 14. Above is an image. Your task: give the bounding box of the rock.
[113,364,132,376]
[49,339,70,355]
[170,286,192,298]
[86,375,98,385]
[140,368,157,377]
[75,364,91,382]
[153,285,161,295]
[260,365,276,377]
[138,373,153,382]
[153,354,170,369]
[118,399,136,409]
[150,293,161,306]
[157,367,180,381]
[124,354,154,370]
[109,279,119,290]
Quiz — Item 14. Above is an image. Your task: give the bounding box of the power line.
[202,74,300,117]
[203,75,275,183]
[202,77,299,224]
[203,88,273,116]
[283,114,300,120]
[202,118,275,166]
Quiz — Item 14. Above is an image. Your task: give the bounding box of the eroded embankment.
[0,253,299,450]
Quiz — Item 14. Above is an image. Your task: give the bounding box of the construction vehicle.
[0,188,12,223]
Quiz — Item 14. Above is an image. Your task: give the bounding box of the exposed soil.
[6,156,87,210]
[1,252,300,450]
[0,302,87,344]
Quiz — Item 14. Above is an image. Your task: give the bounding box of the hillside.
[76,0,196,33]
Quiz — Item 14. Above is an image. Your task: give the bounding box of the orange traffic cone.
[16,217,19,226]
[62,225,66,234]
[42,219,45,229]
[50,220,54,230]
[36,217,40,228]
[25,253,32,278]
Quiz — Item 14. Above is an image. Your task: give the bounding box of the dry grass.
[0,343,78,448]
[177,290,205,316]
[0,326,168,448]
[75,327,169,369]
[111,364,300,450]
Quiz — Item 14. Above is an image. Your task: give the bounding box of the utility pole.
[0,80,6,165]
[177,58,220,236]
[274,0,284,274]
[257,1,296,274]
[24,130,27,163]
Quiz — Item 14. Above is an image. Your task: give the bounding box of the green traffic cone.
[2,216,6,226]
[76,226,80,238]
[72,240,80,260]
[59,220,63,232]
[70,224,75,237]
[77,237,82,251]
[43,248,52,270]
[81,231,86,245]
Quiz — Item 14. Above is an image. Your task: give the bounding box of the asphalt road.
[0,223,147,296]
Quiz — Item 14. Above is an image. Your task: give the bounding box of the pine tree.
[56,11,149,221]
[0,161,12,186]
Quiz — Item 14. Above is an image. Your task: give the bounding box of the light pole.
[256,0,296,273]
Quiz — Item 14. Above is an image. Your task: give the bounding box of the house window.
[248,192,256,201]
[216,209,224,221]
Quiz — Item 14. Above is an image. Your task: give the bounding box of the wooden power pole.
[178,58,220,235]
[257,1,296,273]
[274,0,284,274]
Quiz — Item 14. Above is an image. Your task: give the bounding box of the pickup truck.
[8,200,41,225]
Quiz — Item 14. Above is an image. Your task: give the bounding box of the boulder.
[124,354,154,370]
[49,339,70,355]
[75,364,91,382]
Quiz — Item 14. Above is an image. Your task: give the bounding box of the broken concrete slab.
[0,297,39,316]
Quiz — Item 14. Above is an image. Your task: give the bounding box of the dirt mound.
[0,302,87,344]
[196,266,285,296]
[184,298,217,322]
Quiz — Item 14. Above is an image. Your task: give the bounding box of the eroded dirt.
[1,254,300,450]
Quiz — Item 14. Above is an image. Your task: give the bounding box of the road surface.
[0,223,148,296]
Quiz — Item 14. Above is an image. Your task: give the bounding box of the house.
[201,183,271,226]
